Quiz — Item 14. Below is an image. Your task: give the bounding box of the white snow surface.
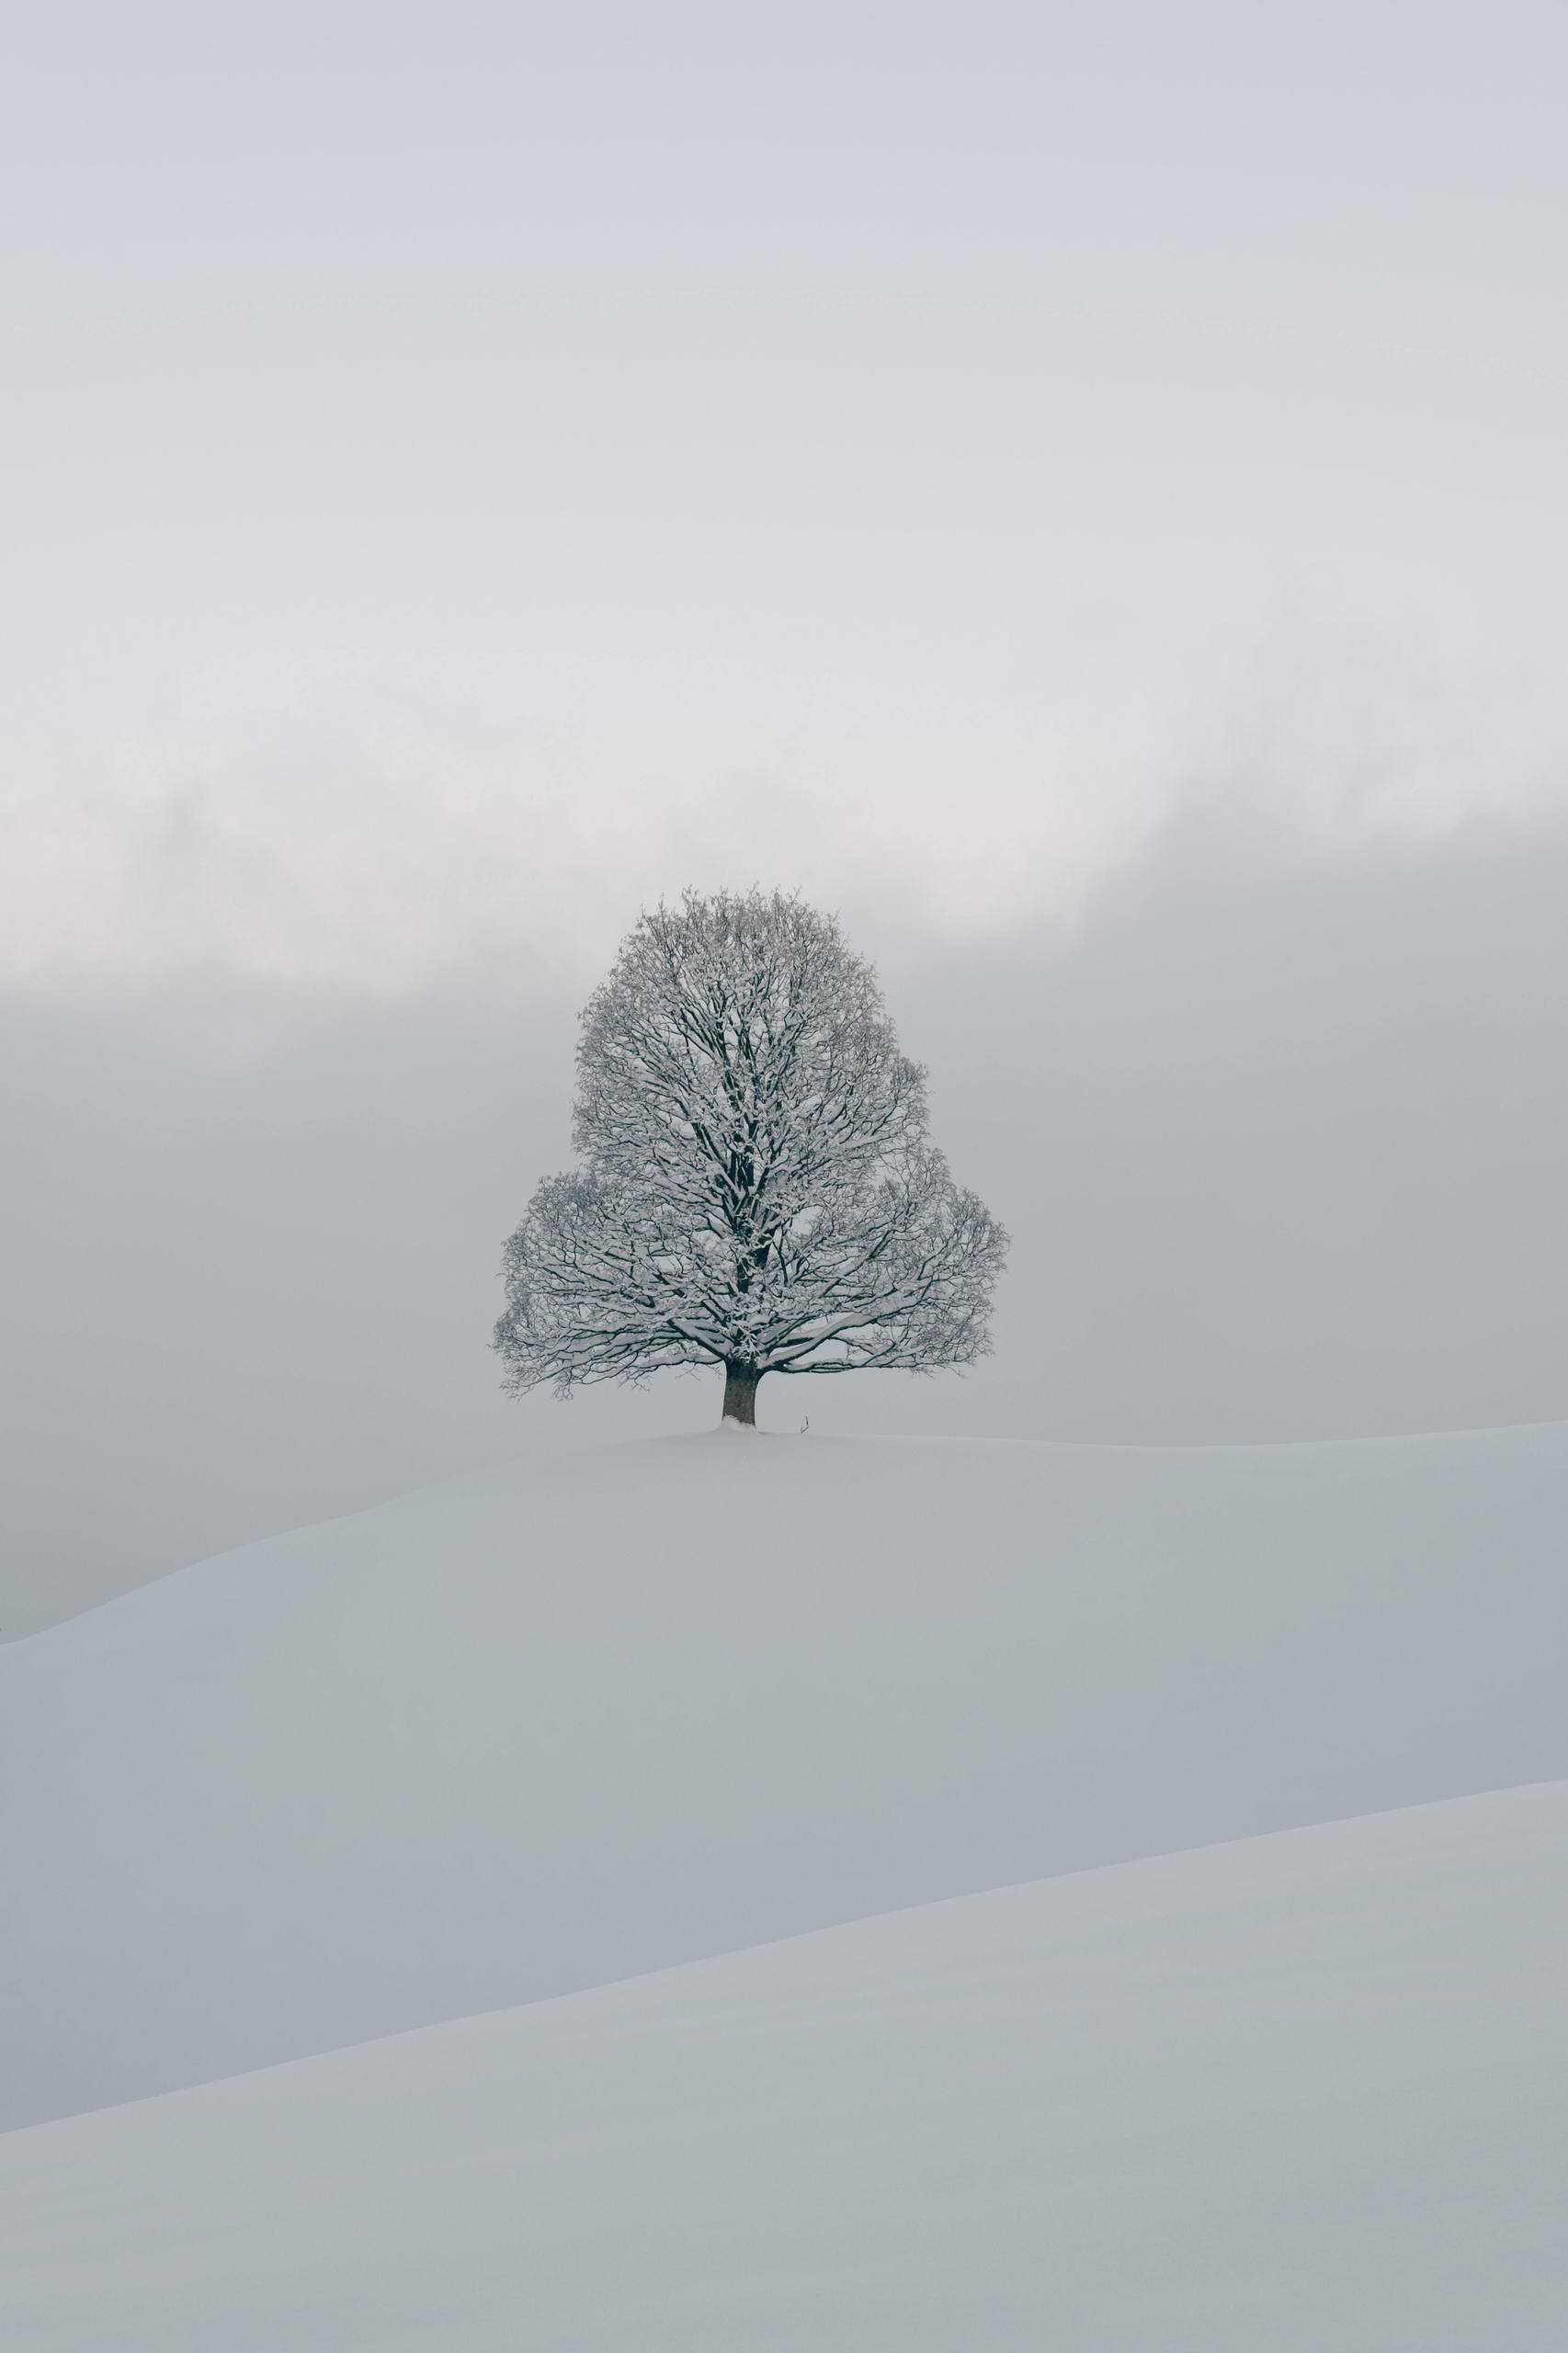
[3,1423,1566,2132]
[3,1779,1565,2350]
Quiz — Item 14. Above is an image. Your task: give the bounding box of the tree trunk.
[722,1362,761,1427]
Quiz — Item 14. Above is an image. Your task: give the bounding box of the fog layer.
[5,802,1564,1633]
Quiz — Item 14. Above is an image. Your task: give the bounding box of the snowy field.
[3,1781,1563,2350]
[3,1423,1566,2345]
[4,1424,1564,2130]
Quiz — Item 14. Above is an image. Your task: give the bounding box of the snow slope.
[4,1781,1564,2352]
[3,1423,1565,2131]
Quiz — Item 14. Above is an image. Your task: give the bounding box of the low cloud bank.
[4,797,1565,1630]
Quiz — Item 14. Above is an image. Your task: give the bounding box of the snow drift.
[4,1421,1564,2131]
[4,1780,1564,2351]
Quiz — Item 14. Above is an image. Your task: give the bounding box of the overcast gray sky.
[4,3,1566,1630]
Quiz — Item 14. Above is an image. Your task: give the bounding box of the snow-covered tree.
[494,888,1007,1426]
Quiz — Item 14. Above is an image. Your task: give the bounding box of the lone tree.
[494,888,1007,1427]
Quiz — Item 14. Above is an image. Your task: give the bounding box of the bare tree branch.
[494,889,1008,1421]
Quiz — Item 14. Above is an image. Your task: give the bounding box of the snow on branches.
[494,889,1007,1424]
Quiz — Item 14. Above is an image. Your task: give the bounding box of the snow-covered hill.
[4,1780,1563,2351]
[4,1422,1564,2131]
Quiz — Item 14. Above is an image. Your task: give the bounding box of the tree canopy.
[494,888,1007,1424]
